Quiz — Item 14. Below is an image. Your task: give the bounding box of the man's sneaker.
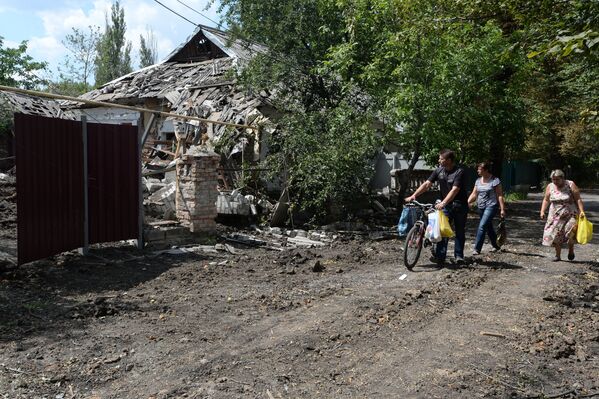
[429,255,445,265]
[490,247,501,253]
[472,250,481,256]
[454,257,466,265]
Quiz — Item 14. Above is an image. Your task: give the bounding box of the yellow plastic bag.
[438,210,455,238]
[576,214,593,245]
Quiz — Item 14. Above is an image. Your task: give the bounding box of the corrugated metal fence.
[15,113,141,265]
[87,122,140,245]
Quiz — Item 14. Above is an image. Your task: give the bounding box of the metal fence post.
[79,116,89,256]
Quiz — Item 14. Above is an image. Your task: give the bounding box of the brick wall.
[176,151,220,233]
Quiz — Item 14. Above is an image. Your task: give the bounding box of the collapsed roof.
[79,26,270,135]
[0,91,75,120]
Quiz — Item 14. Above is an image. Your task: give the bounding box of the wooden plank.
[150,147,176,157]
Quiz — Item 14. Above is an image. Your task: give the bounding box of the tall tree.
[217,0,527,209]
[49,26,102,96]
[216,0,381,219]
[61,26,101,86]
[0,36,47,89]
[0,37,47,165]
[214,0,598,218]
[94,0,132,86]
[139,29,158,68]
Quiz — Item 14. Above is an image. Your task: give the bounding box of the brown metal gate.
[87,122,140,245]
[15,114,85,265]
[15,113,141,265]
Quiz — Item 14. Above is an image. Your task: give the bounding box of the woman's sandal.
[552,256,561,262]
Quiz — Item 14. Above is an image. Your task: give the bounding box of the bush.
[504,191,528,202]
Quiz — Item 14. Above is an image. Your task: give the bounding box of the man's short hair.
[439,149,455,162]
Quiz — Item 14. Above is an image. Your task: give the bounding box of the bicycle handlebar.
[405,200,434,208]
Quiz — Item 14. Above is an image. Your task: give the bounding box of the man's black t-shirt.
[427,166,468,205]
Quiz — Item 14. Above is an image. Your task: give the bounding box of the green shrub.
[504,191,528,202]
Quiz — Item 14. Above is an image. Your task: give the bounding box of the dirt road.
[1,191,598,398]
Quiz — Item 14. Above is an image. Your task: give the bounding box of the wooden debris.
[480,331,506,338]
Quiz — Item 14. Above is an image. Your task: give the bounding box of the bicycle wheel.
[403,223,424,270]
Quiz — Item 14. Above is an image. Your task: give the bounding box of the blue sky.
[0,0,221,79]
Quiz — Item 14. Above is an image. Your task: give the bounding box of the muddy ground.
[1,183,598,398]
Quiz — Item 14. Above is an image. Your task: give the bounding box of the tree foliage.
[0,36,47,144]
[61,26,101,86]
[215,0,599,219]
[0,36,47,89]
[500,0,599,178]
[139,29,158,68]
[95,1,132,86]
[324,1,527,174]
[217,0,381,217]
[46,26,102,96]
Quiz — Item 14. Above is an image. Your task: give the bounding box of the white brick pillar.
[176,151,220,233]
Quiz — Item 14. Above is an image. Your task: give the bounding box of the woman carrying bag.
[467,161,506,256]
[540,169,586,261]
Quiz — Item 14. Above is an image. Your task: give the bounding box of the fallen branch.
[480,331,506,338]
[1,364,33,375]
[228,378,251,386]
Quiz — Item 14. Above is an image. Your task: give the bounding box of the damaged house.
[2,25,429,234]
[78,25,275,164]
[70,25,280,229]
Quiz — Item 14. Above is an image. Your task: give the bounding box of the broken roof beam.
[0,85,259,131]
[188,81,235,90]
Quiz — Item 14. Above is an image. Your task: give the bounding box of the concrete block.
[145,229,166,242]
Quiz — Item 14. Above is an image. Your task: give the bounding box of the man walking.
[404,149,468,265]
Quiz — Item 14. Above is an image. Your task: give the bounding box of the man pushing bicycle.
[404,149,468,265]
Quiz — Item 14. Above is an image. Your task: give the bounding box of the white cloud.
[37,1,110,38]
[21,0,222,75]
[28,36,65,65]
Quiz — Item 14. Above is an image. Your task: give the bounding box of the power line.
[152,0,511,106]
[153,0,317,72]
[151,0,199,27]
[152,0,318,79]
[173,0,221,27]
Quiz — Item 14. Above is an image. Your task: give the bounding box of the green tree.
[139,29,158,68]
[48,26,102,96]
[214,0,598,219]
[494,0,599,180]
[61,26,101,86]
[0,36,47,89]
[216,0,381,218]
[0,36,47,164]
[218,0,528,206]
[95,0,132,86]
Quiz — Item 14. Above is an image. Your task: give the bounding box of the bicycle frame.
[403,201,436,269]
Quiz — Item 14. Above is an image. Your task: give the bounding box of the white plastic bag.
[425,211,442,243]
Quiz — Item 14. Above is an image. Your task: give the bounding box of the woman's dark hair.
[439,149,455,162]
[477,161,493,172]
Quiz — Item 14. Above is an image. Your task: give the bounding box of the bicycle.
[403,200,436,270]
